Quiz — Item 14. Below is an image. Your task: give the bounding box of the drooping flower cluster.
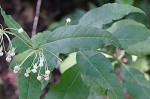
[13,50,60,81]
[0,24,24,62]
[0,24,62,81]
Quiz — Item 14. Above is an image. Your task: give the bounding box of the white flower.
[9,52,15,57]
[40,57,44,63]
[32,68,37,73]
[0,52,3,56]
[39,62,44,67]
[18,28,24,33]
[13,65,20,73]
[8,47,16,57]
[24,73,29,77]
[6,57,11,62]
[37,76,42,81]
[131,55,138,62]
[66,18,71,23]
[26,68,31,73]
[45,70,50,75]
[33,63,38,69]
[44,77,49,81]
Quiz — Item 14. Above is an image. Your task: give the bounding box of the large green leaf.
[43,25,120,54]
[45,64,89,99]
[108,19,150,56]
[122,64,150,99]
[79,3,144,28]
[77,51,124,99]
[0,6,32,47]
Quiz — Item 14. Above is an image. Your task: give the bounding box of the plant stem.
[31,0,42,36]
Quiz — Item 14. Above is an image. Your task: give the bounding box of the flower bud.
[33,63,38,69]
[44,77,49,81]
[40,57,44,63]
[13,66,20,73]
[0,52,3,56]
[45,70,50,75]
[10,52,15,57]
[6,57,11,62]
[24,73,29,77]
[39,62,44,67]
[66,18,71,23]
[37,76,42,81]
[26,68,31,73]
[18,28,24,33]
[32,69,37,73]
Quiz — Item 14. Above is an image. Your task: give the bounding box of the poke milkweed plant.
[0,3,150,99]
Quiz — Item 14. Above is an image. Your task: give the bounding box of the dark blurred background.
[0,0,150,99]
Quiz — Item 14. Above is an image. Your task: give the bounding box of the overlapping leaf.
[45,64,89,99]
[122,64,150,99]
[108,19,150,56]
[43,25,120,54]
[77,51,124,99]
[79,3,144,28]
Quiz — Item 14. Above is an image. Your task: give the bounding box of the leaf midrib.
[62,70,80,99]
[79,51,118,99]
[123,66,150,98]
[42,36,113,47]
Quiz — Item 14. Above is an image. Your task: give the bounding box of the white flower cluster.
[0,25,22,62]
[0,25,54,81]
[13,51,52,81]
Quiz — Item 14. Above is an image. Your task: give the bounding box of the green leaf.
[108,19,150,56]
[11,37,29,53]
[31,31,51,48]
[88,92,105,99]
[45,64,89,99]
[43,25,120,54]
[18,56,41,99]
[122,64,150,99]
[77,51,124,99]
[0,6,32,47]
[10,49,35,69]
[18,73,41,99]
[42,49,58,71]
[79,3,144,28]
